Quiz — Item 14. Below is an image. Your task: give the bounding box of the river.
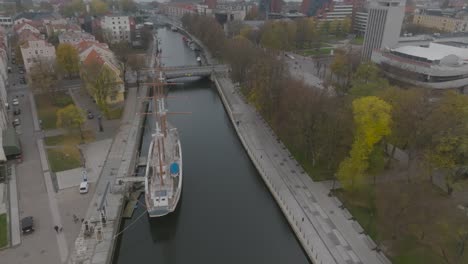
[113,26,309,264]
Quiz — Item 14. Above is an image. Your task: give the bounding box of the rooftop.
[391,42,468,62]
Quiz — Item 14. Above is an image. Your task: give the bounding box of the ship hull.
[145,136,183,218]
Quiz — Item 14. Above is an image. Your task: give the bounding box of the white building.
[362,0,405,60]
[59,31,95,45]
[20,37,56,73]
[0,16,13,28]
[321,3,353,21]
[372,41,468,90]
[100,16,131,43]
[353,11,368,35]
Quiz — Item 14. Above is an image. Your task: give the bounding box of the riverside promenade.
[67,39,155,263]
[171,18,390,264]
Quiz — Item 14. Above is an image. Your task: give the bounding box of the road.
[283,52,333,90]
[0,63,62,263]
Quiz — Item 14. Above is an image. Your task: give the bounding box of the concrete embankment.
[170,19,388,264]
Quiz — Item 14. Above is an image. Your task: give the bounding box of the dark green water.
[113,27,309,264]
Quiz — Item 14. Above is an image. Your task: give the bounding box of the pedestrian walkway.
[8,166,21,247]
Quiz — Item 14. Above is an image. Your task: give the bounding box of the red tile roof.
[83,49,105,66]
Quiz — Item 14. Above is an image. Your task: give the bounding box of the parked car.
[18,70,24,74]
[13,108,21,115]
[79,181,89,194]
[21,216,34,234]
[87,111,94,119]
[19,79,26,84]
[13,118,20,127]
[12,98,19,106]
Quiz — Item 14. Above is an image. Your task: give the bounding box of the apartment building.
[413,14,468,32]
[59,31,95,45]
[20,34,56,73]
[100,15,132,43]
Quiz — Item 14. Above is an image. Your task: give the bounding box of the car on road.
[18,69,24,74]
[87,111,94,119]
[13,118,20,127]
[13,108,21,115]
[79,181,89,194]
[19,79,26,84]
[21,216,34,234]
[12,98,19,106]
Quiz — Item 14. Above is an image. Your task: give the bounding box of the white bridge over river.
[145,64,228,80]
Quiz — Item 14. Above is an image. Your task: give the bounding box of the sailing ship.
[144,71,183,218]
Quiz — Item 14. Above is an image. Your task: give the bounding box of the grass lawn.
[392,236,444,264]
[352,36,364,45]
[0,213,7,248]
[298,48,333,57]
[336,188,378,240]
[35,92,74,130]
[107,107,123,120]
[47,147,81,172]
[44,131,95,146]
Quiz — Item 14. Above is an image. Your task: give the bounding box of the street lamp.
[97,115,103,132]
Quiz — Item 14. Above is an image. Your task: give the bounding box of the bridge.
[164,65,228,79]
[146,65,228,80]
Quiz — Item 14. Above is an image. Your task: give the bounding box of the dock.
[123,191,143,219]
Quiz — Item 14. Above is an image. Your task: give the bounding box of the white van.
[79,181,89,194]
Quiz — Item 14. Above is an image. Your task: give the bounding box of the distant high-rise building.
[300,0,330,17]
[361,0,405,60]
[259,0,283,15]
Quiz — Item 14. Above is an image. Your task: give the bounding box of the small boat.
[171,26,178,32]
[196,56,201,65]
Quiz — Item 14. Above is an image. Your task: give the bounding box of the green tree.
[56,104,85,140]
[342,17,352,35]
[337,96,392,190]
[28,59,60,96]
[90,0,108,16]
[39,1,54,12]
[425,92,468,173]
[119,0,137,13]
[82,61,118,117]
[330,49,350,88]
[61,0,85,17]
[127,54,146,89]
[56,43,80,78]
[110,41,131,85]
[350,62,389,96]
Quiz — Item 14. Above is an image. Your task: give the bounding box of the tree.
[127,54,146,89]
[224,36,258,84]
[350,62,389,96]
[330,49,350,89]
[82,61,118,117]
[61,0,85,17]
[28,59,60,95]
[90,0,108,16]
[39,1,54,12]
[119,0,137,13]
[337,96,392,191]
[378,87,432,172]
[56,43,80,78]
[111,41,131,85]
[56,104,85,140]
[341,17,352,36]
[424,91,468,186]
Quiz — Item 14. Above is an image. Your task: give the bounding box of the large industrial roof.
[392,42,468,61]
